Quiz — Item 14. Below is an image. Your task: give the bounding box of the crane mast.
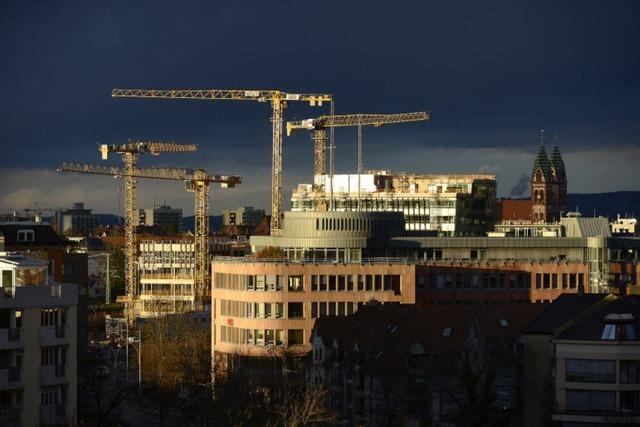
[57,162,240,308]
[111,88,332,234]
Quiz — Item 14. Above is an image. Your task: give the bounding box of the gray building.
[135,205,183,233]
[53,203,99,237]
[222,206,265,227]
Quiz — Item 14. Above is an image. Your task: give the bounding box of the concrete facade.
[0,254,78,427]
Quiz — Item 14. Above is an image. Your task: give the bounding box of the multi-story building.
[53,203,99,237]
[521,293,640,426]
[222,206,265,228]
[612,215,638,236]
[135,205,183,234]
[291,172,497,236]
[0,253,78,426]
[211,210,640,365]
[135,240,196,318]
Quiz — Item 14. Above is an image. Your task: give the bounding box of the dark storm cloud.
[1,0,639,213]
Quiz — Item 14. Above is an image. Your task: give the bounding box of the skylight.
[601,324,616,340]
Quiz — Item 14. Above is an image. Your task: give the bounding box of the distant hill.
[183,215,223,233]
[567,192,640,219]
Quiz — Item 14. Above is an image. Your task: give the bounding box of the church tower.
[549,145,567,217]
[531,138,552,222]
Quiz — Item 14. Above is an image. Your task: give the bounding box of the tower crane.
[96,141,198,315]
[57,162,240,309]
[111,88,332,234]
[286,112,431,178]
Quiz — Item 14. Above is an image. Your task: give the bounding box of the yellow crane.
[57,162,240,310]
[287,112,431,179]
[94,141,198,315]
[111,88,332,234]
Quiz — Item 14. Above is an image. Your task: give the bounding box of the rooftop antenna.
[540,129,545,146]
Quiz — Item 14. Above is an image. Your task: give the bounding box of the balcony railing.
[0,406,20,424]
[39,364,67,385]
[8,328,20,341]
[55,325,65,339]
[40,326,67,344]
[39,404,66,426]
[55,364,65,378]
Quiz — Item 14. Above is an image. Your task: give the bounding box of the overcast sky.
[1,1,639,216]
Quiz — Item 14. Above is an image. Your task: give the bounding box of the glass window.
[566,390,589,411]
[620,360,640,384]
[566,359,616,383]
[287,302,303,318]
[338,275,345,291]
[329,275,336,291]
[312,275,318,291]
[289,329,304,345]
[319,275,327,291]
[337,302,345,316]
[288,275,304,292]
[620,391,640,413]
[347,275,355,291]
[311,302,318,318]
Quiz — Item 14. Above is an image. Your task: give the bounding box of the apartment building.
[53,203,99,237]
[0,253,78,426]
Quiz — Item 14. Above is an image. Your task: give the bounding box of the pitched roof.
[532,144,551,179]
[497,199,533,221]
[556,296,640,341]
[549,146,566,181]
[0,223,64,246]
[561,217,612,238]
[522,293,612,334]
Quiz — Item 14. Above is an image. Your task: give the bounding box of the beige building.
[552,296,640,425]
[0,253,78,426]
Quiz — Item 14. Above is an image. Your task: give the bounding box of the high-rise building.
[0,253,78,426]
[135,205,183,234]
[53,203,99,237]
[222,206,265,228]
[291,172,497,236]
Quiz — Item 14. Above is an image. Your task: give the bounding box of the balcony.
[39,364,67,386]
[0,328,21,348]
[0,406,21,427]
[39,325,67,345]
[39,404,66,426]
[0,367,21,390]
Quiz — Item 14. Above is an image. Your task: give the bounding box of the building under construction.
[291,171,497,236]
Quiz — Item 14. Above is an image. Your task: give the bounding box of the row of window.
[310,274,401,295]
[219,300,305,319]
[311,301,361,318]
[214,273,304,292]
[41,308,66,327]
[566,389,640,413]
[41,346,67,366]
[566,359,640,384]
[219,326,304,346]
[418,272,531,290]
[139,283,193,296]
[535,273,584,290]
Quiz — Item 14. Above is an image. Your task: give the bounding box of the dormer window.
[601,313,637,341]
[17,229,34,242]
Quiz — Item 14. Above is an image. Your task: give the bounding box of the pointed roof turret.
[532,143,551,179]
[550,146,566,181]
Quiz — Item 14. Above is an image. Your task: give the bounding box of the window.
[565,359,616,383]
[287,303,303,318]
[1,270,12,290]
[288,329,303,345]
[319,275,327,291]
[566,390,616,412]
[329,275,336,291]
[620,391,640,413]
[311,275,318,291]
[41,308,65,326]
[288,275,304,292]
[17,229,34,242]
[620,360,640,384]
[338,275,345,291]
[311,302,318,318]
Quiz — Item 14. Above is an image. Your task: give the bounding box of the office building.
[291,172,497,236]
[0,253,78,426]
[222,206,265,228]
[53,203,99,237]
[135,205,183,234]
